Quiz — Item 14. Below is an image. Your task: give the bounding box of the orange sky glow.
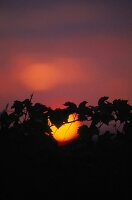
[0,1,131,110]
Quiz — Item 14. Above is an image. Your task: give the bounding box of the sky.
[0,0,132,109]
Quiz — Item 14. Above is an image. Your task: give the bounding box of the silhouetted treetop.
[0,95,132,145]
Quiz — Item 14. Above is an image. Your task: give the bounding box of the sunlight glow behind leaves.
[49,114,81,145]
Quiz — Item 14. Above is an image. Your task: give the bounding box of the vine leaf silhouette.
[78,101,92,121]
[11,100,24,115]
[113,99,132,123]
[0,95,132,144]
[63,101,77,114]
[98,96,109,106]
[49,108,69,128]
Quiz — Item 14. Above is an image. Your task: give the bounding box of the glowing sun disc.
[50,114,81,145]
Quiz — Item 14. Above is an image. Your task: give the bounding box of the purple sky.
[0,0,132,109]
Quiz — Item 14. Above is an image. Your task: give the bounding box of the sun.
[50,114,81,145]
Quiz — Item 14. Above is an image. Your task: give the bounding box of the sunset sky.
[0,0,132,109]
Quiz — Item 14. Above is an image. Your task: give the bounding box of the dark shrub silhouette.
[0,95,131,196]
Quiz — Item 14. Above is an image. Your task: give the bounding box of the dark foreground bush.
[0,96,131,197]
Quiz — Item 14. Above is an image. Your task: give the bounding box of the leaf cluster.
[0,96,132,141]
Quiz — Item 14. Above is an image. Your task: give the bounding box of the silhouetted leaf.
[34,103,49,112]
[49,108,69,128]
[23,99,32,108]
[78,101,88,110]
[98,96,109,106]
[113,99,132,123]
[63,101,77,114]
[77,101,92,121]
[11,100,24,115]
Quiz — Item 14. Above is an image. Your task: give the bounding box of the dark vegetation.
[0,95,132,197]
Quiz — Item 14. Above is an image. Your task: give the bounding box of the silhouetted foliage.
[49,108,69,128]
[0,95,131,195]
[63,101,78,114]
[0,95,132,144]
